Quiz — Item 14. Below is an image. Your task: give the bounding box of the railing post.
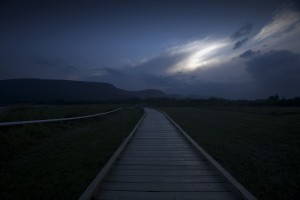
[121,106,126,142]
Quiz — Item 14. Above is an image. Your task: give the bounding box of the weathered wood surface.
[95,108,238,200]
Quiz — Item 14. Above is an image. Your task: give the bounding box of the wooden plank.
[95,191,236,200]
[132,137,182,139]
[122,152,197,156]
[127,145,190,148]
[131,140,184,142]
[133,137,182,139]
[109,169,218,176]
[138,130,178,132]
[120,155,201,159]
[105,175,225,183]
[99,182,230,192]
[120,154,198,158]
[139,128,175,129]
[125,148,194,151]
[128,141,187,144]
[119,154,202,160]
[126,145,192,148]
[127,142,189,145]
[127,143,191,146]
[118,157,202,162]
[116,160,207,166]
[126,147,190,150]
[121,153,197,157]
[136,132,179,134]
[123,150,194,154]
[121,152,201,158]
[113,164,212,170]
[128,144,188,146]
[136,131,179,133]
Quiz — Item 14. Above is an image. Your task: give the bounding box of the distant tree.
[268,94,279,101]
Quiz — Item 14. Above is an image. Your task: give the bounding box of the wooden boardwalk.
[93,108,243,200]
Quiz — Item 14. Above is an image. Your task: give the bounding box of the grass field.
[0,104,120,122]
[162,106,300,200]
[0,104,143,200]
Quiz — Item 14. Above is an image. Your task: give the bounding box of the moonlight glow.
[169,40,230,73]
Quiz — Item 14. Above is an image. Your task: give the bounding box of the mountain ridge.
[0,78,166,103]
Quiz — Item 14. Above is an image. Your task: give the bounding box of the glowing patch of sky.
[169,39,231,73]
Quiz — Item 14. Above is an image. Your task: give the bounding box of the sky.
[1,0,300,99]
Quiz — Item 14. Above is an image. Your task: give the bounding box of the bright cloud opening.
[168,39,230,73]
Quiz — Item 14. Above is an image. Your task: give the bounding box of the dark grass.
[0,104,119,122]
[162,106,300,200]
[0,105,143,200]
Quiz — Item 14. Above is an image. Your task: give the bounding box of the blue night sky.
[1,0,300,99]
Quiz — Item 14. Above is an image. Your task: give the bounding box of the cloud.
[246,50,300,97]
[81,66,150,90]
[128,37,232,75]
[170,39,230,73]
[30,56,66,67]
[63,65,78,74]
[130,74,258,99]
[231,23,253,40]
[253,9,300,42]
[239,49,261,58]
[80,50,300,99]
[0,54,79,80]
[128,52,186,75]
[131,37,230,74]
[233,38,248,49]
[87,67,123,77]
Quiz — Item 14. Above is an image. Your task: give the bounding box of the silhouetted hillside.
[0,79,166,103]
[130,89,165,99]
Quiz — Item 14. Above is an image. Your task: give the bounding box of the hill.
[0,79,166,103]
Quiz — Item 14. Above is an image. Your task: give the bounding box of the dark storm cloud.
[246,50,300,96]
[30,56,66,67]
[231,23,253,40]
[239,49,261,58]
[64,65,78,74]
[0,54,79,80]
[136,74,258,99]
[295,0,300,10]
[233,38,248,49]
[30,56,79,74]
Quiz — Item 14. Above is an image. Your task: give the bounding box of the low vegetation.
[0,104,119,122]
[0,104,143,200]
[162,106,300,200]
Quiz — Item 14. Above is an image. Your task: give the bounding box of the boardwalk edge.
[157,108,257,200]
[78,112,146,200]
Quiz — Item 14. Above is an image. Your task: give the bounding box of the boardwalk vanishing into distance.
[81,108,256,200]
